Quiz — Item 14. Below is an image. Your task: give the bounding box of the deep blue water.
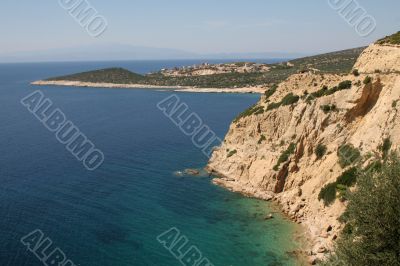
[0,60,301,266]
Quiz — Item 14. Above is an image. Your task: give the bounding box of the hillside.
[48,68,147,84]
[377,31,400,45]
[206,37,400,264]
[37,47,365,90]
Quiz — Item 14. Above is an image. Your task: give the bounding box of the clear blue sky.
[1,0,399,55]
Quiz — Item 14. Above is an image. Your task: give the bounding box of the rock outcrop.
[207,41,400,263]
[353,44,400,73]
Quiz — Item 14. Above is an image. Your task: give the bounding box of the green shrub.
[376,31,400,45]
[363,76,372,85]
[318,182,337,206]
[227,150,237,158]
[258,135,266,144]
[336,184,349,201]
[364,160,382,173]
[338,144,361,168]
[234,104,264,122]
[253,106,265,115]
[392,100,398,108]
[380,138,392,158]
[266,102,282,111]
[336,184,348,191]
[267,93,300,111]
[307,82,352,103]
[308,86,328,100]
[337,167,358,187]
[352,69,360,76]
[332,153,400,265]
[315,144,327,159]
[264,85,277,101]
[281,93,300,106]
[338,80,352,90]
[320,104,337,114]
[273,143,296,170]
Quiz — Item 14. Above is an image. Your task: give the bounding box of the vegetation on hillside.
[267,93,300,111]
[47,47,365,89]
[325,153,400,266]
[273,143,296,171]
[315,144,328,159]
[48,68,146,84]
[377,31,400,45]
[233,104,265,122]
[306,81,352,103]
[337,144,361,168]
[264,84,278,101]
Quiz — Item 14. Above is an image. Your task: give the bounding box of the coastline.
[31,80,265,94]
[207,167,315,265]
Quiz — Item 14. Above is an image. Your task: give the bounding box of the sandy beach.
[31,80,265,94]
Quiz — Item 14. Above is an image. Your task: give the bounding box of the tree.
[330,153,400,266]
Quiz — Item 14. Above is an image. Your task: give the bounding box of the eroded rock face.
[207,44,400,258]
[345,79,383,122]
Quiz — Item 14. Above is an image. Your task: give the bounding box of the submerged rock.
[184,168,200,176]
[264,214,274,220]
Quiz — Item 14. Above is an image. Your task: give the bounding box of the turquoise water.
[0,61,301,266]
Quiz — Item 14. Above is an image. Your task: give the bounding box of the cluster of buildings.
[160,62,271,77]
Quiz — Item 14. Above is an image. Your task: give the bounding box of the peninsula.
[32,47,364,94]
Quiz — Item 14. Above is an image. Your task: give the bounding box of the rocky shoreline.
[31,80,265,94]
[207,168,319,265]
[205,43,400,265]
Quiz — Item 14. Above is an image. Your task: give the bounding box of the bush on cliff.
[273,143,296,171]
[227,150,237,158]
[380,137,392,159]
[329,153,400,265]
[363,76,372,85]
[315,144,327,159]
[377,31,400,45]
[318,182,337,206]
[338,80,352,90]
[336,167,357,187]
[264,84,277,101]
[337,144,361,168]
[234,104,264,122]
[320,104,337,114]
[267,93,300,111]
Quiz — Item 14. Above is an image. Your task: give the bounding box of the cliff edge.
[207,40,400,263]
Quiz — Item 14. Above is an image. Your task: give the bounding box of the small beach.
[32,80,266,94]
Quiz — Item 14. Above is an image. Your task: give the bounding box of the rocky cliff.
[207,42,400,263]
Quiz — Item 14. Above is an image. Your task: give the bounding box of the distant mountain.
[0,44,306,63]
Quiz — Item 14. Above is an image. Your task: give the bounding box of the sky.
[0,0,399,60]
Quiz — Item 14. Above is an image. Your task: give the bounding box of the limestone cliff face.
[207,43,400,261]
[353,44,400,73]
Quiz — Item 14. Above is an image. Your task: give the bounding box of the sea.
[0,59,302,266]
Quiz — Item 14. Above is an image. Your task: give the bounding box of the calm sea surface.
[0,60,301,266]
